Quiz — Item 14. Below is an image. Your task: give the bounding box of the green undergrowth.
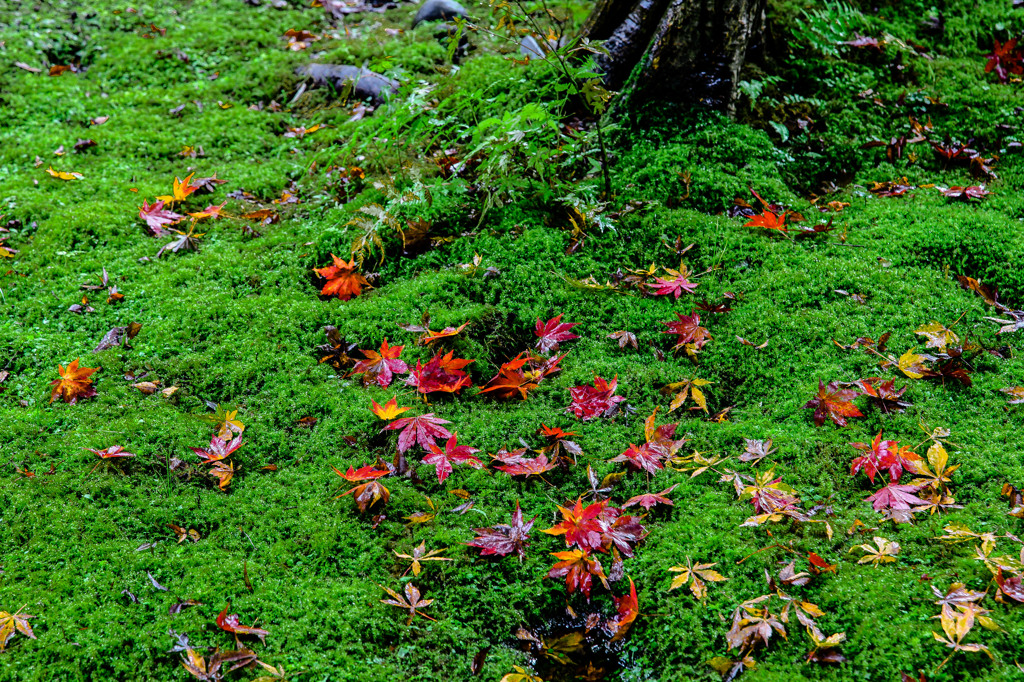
[2,0,1024,681]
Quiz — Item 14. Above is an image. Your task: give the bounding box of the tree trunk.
[583,0,765,113]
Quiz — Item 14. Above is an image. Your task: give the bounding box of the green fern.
[792,1,864,57]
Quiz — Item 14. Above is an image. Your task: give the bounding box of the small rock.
[520,35,544,59]
[412,0,467,28]
[295,64,399,104]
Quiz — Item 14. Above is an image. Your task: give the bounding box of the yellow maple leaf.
[45,166,83,180]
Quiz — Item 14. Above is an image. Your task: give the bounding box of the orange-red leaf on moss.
[49,358,99,404]
[314,253,371,300]
[215,606,269,643]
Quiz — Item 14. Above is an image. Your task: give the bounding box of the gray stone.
[295,64,399,103]
[412,0,467,28]
[519,35,545,59]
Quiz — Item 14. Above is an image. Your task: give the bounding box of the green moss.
[3,0,1024,681]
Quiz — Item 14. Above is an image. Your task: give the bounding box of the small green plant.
[791,1,864,57]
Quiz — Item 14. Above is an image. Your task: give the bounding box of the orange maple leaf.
[420,322,469,345]
[314,253,371,301]
[49,358,99,404]
[371,397,411,420]
[745,210,803,233]
[479,353,539,400]
[156,172,199,203]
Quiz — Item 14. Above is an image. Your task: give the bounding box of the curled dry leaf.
[94,322,142,353]
[739,438,776,464]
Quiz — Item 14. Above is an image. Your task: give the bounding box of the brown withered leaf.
[94,323,142,352]
[739,438,776,463]
[607,330,638,350]
[380,583,435,625]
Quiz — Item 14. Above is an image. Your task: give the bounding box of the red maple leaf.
[606,578,639,642]
[940,185,992,202]
[661,311,712,351]
[84,445,135,460]
[405,350,473,395]
[598,508,646,557]
[489,447,530,466]
[421,434,482,483]
[479,351,564,400]
[493,453,557,477]
[849,431,920,483]
[547,549,608,599]
[314,253,371,301]
[535,314,580,353]
[647,271,699,299]
[189,434,243,464]
[566,375,625,421]
[188,201,227,220]
[848,431,897,483]
[331,464,390,482]
[803,380,863,427]
[384,413,453,453]
[351,339,408,387]
[985,38,1023,83]
[865,481,929,514]
[417,326,468,346]
[857,377,911,414]
[466,500,535,561]
[139,199,184,236]
[610,442,665,475]
[623,484,678,510]
[541,498,606,551]
[215,606,269,643]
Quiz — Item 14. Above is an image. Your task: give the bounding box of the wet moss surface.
[1,0,1024,680]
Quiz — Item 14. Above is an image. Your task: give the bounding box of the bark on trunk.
[584,0,765,113]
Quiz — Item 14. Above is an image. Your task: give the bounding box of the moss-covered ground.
[2,0,1024,680]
